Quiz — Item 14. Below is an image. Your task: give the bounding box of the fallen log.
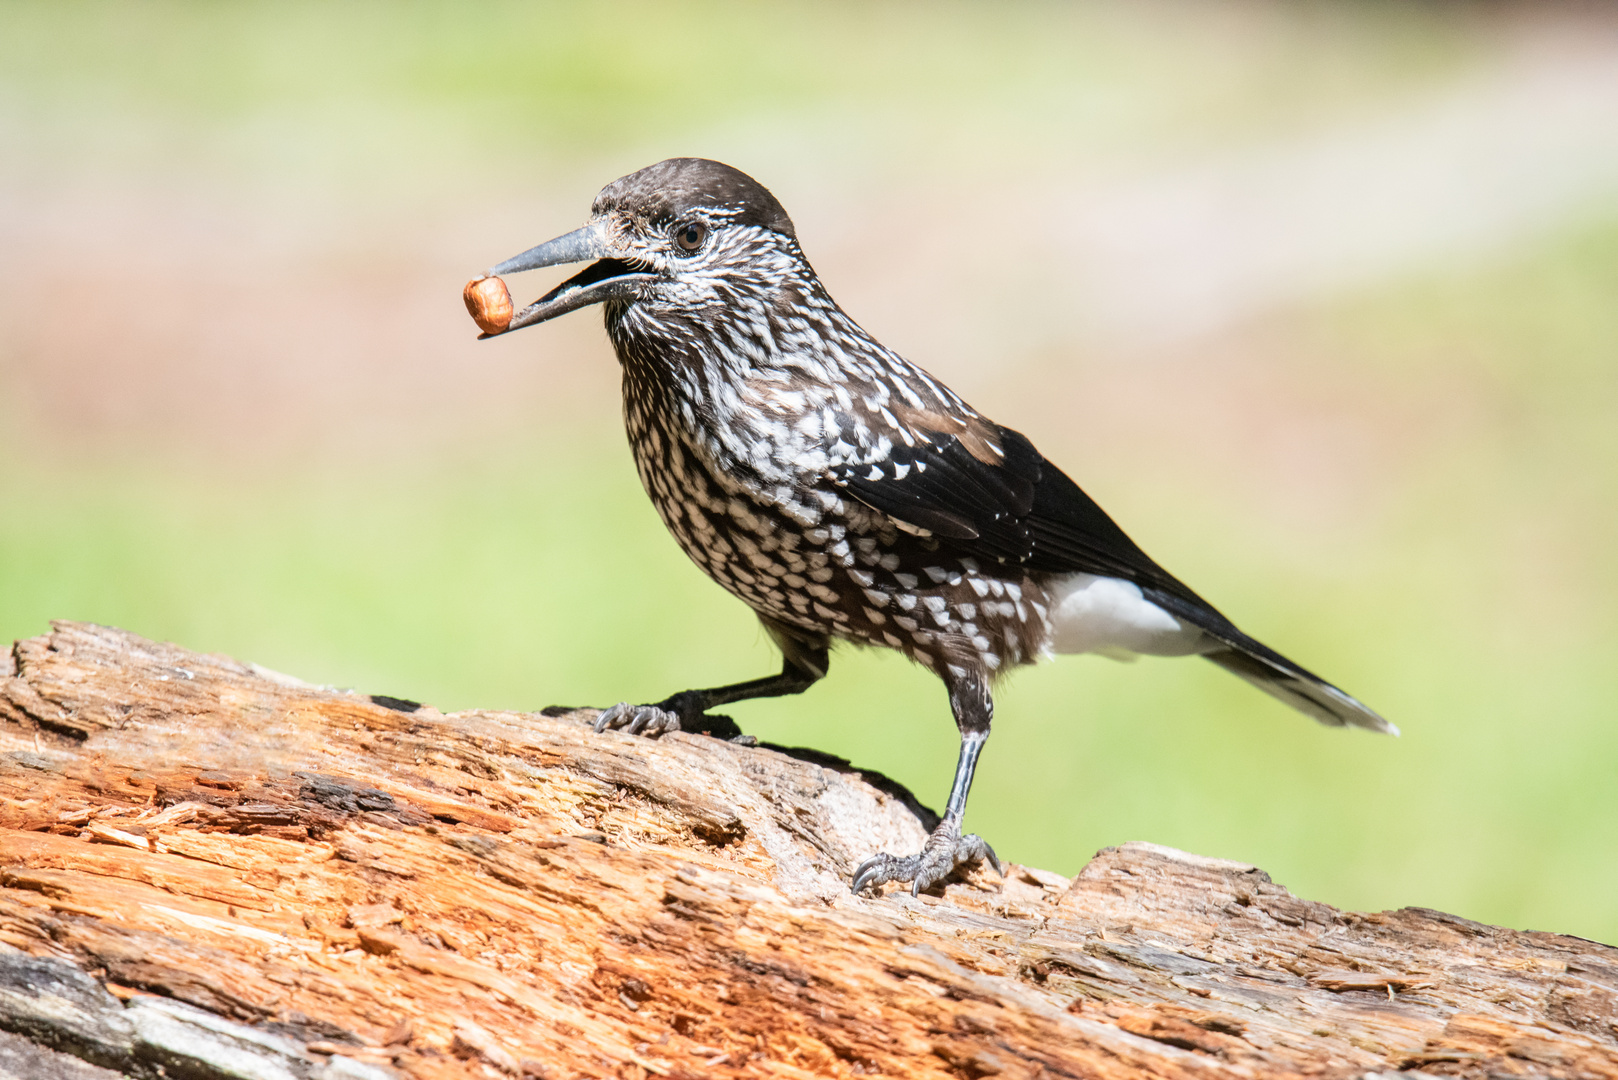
[0,621,1613,1079]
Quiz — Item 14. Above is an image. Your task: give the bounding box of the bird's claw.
[592,699,746,740]
[851,821,1002,896]
[594,702,682,737]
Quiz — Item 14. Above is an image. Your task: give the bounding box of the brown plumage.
[476,158,1393,895]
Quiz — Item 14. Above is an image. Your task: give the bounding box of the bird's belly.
[1044,573,1209,658]
[622,404,1059,673]
[627,427,831,629]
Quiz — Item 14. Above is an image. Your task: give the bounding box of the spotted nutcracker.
[473,158,1393,896]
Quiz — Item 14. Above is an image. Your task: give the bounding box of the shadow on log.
[0,621,1614,1079]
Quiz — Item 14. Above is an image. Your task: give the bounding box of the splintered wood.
[1,622,1615,1080]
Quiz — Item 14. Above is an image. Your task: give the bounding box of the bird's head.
[482,158,800,336]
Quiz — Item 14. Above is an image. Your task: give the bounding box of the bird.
[475,157,1394,897]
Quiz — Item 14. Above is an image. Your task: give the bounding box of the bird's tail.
[1143,587,1397,735]
[1202,642,1396,734]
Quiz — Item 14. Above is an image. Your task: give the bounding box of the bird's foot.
[851,818,1002,897]
[593,702,682,737]
[593,692,749,742]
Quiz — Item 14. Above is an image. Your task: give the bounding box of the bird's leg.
[595,660,819,739]
[595,623,828,740]
[852,667,1002,896]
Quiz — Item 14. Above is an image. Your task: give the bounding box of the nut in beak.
[463,276,514,335]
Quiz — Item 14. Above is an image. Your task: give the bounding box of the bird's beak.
[482,221,656,335]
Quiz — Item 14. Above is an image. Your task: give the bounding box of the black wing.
[830,424,1220,618]
[830,424,1396,734]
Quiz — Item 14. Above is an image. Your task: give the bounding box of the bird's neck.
[604,285,896,487]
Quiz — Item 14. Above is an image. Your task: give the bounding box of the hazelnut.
[463,276,513,335]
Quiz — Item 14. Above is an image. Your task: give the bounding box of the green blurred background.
[3,2,1615,941]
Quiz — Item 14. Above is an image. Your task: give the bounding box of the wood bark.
[0,620,1614,1080]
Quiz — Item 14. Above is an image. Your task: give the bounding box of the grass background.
[2,1,1614,942]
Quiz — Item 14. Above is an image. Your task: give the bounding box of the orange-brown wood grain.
[0,621,1614,1079]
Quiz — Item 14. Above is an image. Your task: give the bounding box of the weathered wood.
[0,621,1614,1080]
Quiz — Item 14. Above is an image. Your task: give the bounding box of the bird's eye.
[673,220,707,254]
